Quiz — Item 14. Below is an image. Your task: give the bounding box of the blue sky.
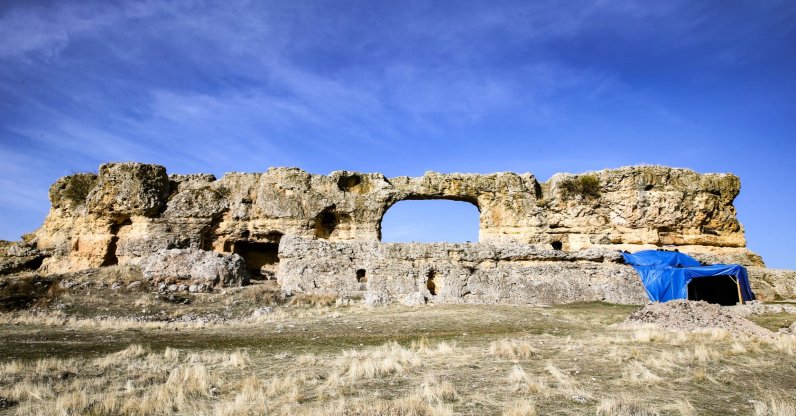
[0,1,794,268]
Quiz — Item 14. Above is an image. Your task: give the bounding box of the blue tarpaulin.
[622,250,755,303]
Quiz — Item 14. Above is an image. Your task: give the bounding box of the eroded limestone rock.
[27,163,761,275]
[278,236,648,305]
[1,161,790,304]
[87,163,169,218]
[0,241,43,275]
[747,267,796,301]
[139,248,249,290]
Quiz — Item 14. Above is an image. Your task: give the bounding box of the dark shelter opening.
[687,275,741,306]
[426,269,437,296]
[231,241,280,280]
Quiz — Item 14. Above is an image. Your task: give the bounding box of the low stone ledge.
[277,236,647,306]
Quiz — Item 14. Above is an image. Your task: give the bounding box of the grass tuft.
[502,399,537,416]
[489,339,539,360]
[418,375,458,405]
[753,396,796,416]
[596,395,660,416]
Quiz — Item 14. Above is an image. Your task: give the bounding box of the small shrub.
[63,173,98,206]
[213,185,231,198]
[21,233,36,245]
[559,175,600,200]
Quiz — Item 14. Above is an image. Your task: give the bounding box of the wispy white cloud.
[0,1,176,60]
[1,0,794,269]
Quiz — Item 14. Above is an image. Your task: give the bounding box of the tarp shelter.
[622,250,755,304]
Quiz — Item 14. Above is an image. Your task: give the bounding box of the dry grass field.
[0,277,795,415]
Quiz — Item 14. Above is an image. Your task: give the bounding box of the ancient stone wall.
[27,162,758,274]
[278,236,648,305]
[1,161,783,303]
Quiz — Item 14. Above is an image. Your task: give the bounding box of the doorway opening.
[426,269,437,296]
[228,235,282,280]
[102,218,132,266]
[687,275,742,306]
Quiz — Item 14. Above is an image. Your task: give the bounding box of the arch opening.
[380,199,480,243]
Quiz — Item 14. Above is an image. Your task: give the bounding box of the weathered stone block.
[87,163,169,218]
[278,236,648,305]
[139,248,249,289]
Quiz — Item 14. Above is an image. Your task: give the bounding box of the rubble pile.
[624,300,773,338]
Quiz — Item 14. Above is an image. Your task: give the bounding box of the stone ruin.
[1,162,794,305]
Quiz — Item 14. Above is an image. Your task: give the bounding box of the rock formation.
[139,249,249,292]
[278,236,647,305]
[1,162,790,303]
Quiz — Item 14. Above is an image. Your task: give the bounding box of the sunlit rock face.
[139,248,249,291]
[277,236,649,306]
[1,162,776,301]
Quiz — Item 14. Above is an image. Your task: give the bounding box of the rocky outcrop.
[139,249,249,291]
[747,267,796,301]
[87,163,169,218]
[0,241,43,275]
[22,163,759,275]
[1,161,790,303]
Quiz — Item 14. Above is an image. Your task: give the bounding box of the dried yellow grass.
[294,396,440,416]
[502,399,537,416]
[729,341,748,355]
[753,396,796,416]
[668,399,696,416]
[544,363,590,400]
[771,335,796,355]
[596,395,660,416]
[622,361,662,385]
[417,374,457,405]
[411,338,458,357]
[489,339,539,360]
[1,302,794,416]
[297,353,317,365]
[225,350,250,368]
[507,365,549,396]
[289,293,337,307]
[333,341,419,381]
